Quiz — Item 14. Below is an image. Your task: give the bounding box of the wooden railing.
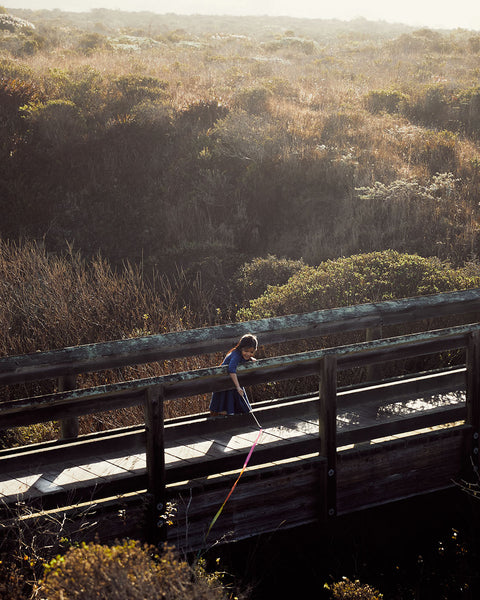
[2,289,480,543]
[2,288,480,386]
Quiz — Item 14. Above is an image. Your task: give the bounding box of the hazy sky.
[5,0,480,31]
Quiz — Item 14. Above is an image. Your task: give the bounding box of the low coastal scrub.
[37,541,232,600]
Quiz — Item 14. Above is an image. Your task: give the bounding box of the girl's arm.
[229,372,244,396]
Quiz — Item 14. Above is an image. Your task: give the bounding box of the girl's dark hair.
[232,334,258,352]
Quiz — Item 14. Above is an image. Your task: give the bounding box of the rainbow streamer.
[205,428,263,540]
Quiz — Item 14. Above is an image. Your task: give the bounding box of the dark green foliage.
[76,31,108,54]
[113,74,169,114]
[238,250,479,396]
[235,254,305,304]
[177,99,229,130]
[238,250,479,320]
[403,84,480,139]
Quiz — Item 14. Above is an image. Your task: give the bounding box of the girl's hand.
[236,387,244,396]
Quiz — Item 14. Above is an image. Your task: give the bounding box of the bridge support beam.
[145,384,167,546]
[467,331,480,474]
[319,355,337,519]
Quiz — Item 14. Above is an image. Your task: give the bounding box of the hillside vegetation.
[2,9,480,600]
[1,7,480,310]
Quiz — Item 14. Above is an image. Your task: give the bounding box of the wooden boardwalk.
[0,370,465,507]
[1,289,480,552]
[0,368,467,551]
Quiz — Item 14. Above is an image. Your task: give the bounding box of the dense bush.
[238,250,479,395]
[235,254,305,304]
[238,250,479,320]
[0,558,25,600]
[38,541,230,600]
[1,9,480,292]
[364,89,408,115]
[327,577,383,600]
[352,173,469,261]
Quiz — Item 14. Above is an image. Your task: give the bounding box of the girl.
[209,334,258,416]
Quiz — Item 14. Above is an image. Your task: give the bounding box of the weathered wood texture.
[0,368,465,478]
[0,323,476,430]
[336,426,469,515]
[1,288,479,385]
[466,330,480,469]
[144,385,167,544]
[1,290,478,553]
[1,425,468,554]
[168,457,325,552]
[319,355,337,518]
[58,374,79,439]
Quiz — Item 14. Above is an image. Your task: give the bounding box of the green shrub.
[21,99,86,147]
[113,74,169,113]
[237,250,478,321]
[177,99,228,130]
[237,250,477,391]
[326,577,383,599]
[76,32,108,54]
[455,86,480,138]
[235,254,305,304]
[39,541,229,600]
[234,85,273,115]
[0,75,40,149]
[364,89,409,114]
[405,84,449,128]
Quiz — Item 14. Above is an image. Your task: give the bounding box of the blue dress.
[209,349,252,415]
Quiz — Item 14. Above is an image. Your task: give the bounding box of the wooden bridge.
[1,289,480,553]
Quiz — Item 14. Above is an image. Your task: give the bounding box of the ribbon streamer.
[205,427,263,540]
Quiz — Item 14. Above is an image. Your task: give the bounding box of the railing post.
[365,326,383,381]
[58,374,79,439]
[319,354,337,519]
[466,331,480,473]
[144,384,167,545]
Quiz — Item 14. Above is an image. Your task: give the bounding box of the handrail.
[1,288,479,385]
[1,322,478,430]
[3,311,480,538]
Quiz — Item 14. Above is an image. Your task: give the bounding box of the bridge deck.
[0,375,465,509]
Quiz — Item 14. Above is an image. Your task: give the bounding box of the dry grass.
[0,240,220,445]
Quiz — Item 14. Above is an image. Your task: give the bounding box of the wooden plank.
[1,289,478,385]
[338,367,465,410]
[78,459,128,480]
[366,326,383,381]
[103,453,146,474]
[336,426,468,514]
[170,457,325,551]
[13,474,63,495]
[0,429,146,473]
[337,404,466,446]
